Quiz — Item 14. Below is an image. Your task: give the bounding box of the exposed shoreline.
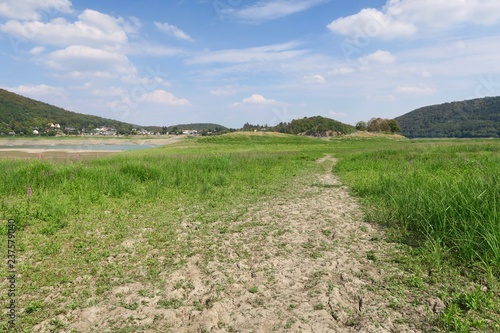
[0,135,181,147]
[0,136,183,158]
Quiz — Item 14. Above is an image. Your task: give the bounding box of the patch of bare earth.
[37,155,430,332]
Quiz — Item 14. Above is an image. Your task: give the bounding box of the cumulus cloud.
[327,8,416,39]
[142,90,190,106]
[243,94,277,104]
[222,0,327,23]
[232,94,280,107]
[327,0,500,39]
[0,9,132,50]
[359,50,395,65]
[0,0,73,20]
[155,21,193,41]
[46,45,137,78]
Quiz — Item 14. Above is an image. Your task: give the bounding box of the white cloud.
[359,50,395,65]
[188,41,307,64]
[0,9,131,50]
[0,0,72,20]
[142,90,190,106]
[327,8,416,39]
[395,85,436,95]
[304,74,326,84]
[7,84,65,97]
[243,94,277,104]
[223,0,327,23]
[232,94,280,107]
[155,21,193,42]
[328,0,500,40]
[46,45,137,77]
[29,46,45,55]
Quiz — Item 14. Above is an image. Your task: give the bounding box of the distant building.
[65,127,78,134]
[94,127,117,136]
[136,129,151,135]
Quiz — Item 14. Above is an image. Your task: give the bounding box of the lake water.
[0,144,156,151]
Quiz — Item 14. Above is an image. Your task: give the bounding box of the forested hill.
[272,116,355,136]
[395,96,500,138]
[0,88,135,135]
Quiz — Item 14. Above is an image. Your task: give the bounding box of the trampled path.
[39,155,429,332]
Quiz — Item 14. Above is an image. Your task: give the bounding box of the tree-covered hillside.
[396,97,500,138]
[272,116,355,136]
[0,89,135,135]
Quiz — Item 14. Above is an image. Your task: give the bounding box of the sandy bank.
[0,135,182,147]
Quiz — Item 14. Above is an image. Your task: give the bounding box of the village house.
[94,127,117,136]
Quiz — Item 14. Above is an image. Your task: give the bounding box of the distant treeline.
[396,96,500,138]
[146,123,230,135]
[243,116,356,136]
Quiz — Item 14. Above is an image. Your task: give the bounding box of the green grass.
[0,133,499,332]
[334,140,500,274]
[332,138,500,332]
[0,133,328,331]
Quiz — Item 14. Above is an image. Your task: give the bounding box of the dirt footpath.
[40,155,429,332]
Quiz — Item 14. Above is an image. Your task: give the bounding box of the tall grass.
[0,134,331,330]
[334,140,500,275]
[0,135,326,230]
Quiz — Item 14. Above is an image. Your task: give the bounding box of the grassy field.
[0,134,329,331]
[0,133,499,332]
[331,137,500,332]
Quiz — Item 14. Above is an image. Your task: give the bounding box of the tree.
[388,119,402,133]
[367,118,392,133]
[356,121,367,131]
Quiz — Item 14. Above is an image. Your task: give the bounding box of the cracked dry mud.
[38,155,428,332]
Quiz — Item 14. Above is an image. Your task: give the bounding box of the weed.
[283,318,295,329]
[25,300,44,314]
[248,286,258,294]
[366,250,378,261]
[313,303,325,310]
[157,298,183,309]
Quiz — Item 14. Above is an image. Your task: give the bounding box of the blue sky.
[1,0,500,128]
